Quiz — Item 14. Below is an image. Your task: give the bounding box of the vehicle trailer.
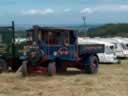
[20,26,104,75]
[0,21,25,72]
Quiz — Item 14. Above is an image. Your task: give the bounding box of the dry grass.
[0,60,128,96]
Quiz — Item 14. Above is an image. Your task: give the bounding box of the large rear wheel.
[84,56,99,74]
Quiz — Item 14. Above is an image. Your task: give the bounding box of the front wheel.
[83,56,99,74]
[48,61,56,76]
[20,61,28,76]
[0,59,8,73]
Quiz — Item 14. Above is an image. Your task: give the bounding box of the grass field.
[0,60,128,96]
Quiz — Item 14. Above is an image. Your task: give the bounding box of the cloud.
[64,8,72,12]
[80,4,128,14]
[80,8,93,14]
[119,5,128,10]
[94,4,128,12]
[21,8,54,15]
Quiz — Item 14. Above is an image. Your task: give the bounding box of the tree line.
[86,23,128,37]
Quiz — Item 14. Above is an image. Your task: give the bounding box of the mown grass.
[0,60,128,96]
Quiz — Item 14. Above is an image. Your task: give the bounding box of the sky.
[0,0,128,25]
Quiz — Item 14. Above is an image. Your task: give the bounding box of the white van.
[107,38,128,58]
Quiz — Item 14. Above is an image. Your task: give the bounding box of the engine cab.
[26,26,78,61]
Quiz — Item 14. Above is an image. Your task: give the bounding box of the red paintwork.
[92,60,97,68]
[28,66,48,74]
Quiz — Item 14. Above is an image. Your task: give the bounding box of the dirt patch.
[0,60,128,96]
